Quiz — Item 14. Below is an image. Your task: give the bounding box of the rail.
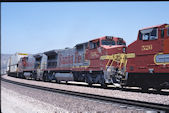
[1,77,169,112]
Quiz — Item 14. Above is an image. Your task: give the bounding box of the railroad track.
[1,77,169,112]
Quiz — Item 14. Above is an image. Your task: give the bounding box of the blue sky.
[2,2,169,54]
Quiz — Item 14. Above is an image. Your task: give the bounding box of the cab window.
[76,44,84,52]
[117,39,126,45]
[140,28,158,40]
[139,31,142,40]
[168,27,169,36]
[89,41,99,49]
[160,29,164,38]
[101,40,115,45]
[150,28,157,40]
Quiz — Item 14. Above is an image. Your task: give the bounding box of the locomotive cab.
[100,36,126,56]
[99,36,127,85]
[34,55,42,69]
[85,36,127,86]
[126,24,169,90]
[34,53,47,70]
[101,36,126,48]
[44,50,58,69]
[33,53,47,80]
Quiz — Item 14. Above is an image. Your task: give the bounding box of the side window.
[97,41,100,47]
[139,32,142,40]
[161,29,164,38]
[84,43,88,49]
[35,57,41,69]
[93,43,97,48]
[76,45,83,52]
[89,41,98,49]
[140,28,158,40]
[149,28,157,40]
[117,39,126,45]
[47,55,57,68]
[143,33,149,40]
[168,27,169,36]
[89,42,95,49]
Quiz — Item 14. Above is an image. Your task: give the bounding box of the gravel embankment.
[2,75,169,105]
[1,83,68,113]
[1,80,154,113]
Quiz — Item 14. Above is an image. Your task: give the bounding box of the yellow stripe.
[73,66,89,68]
[100,53,135,60]
[126,53,135,58]
[18,53,28,55]
[165,25,169,28]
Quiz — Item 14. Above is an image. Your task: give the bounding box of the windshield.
[139,28,158,40]
[117,39,126,45]
[101,40,115,45]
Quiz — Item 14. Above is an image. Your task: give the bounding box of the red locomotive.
[7,24,169,91]
[100,24,169,91]
[8,36,126,87]
[123,23,169,91]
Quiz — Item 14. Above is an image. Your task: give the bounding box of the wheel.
[20,73,25,79]
[88,83,92,87]
[25,76,28,80]
[141,86,149,93]
[155,87,161,93]
[85,74,93,87]
[85,78,92,87]
[120,85,125,91]
[32,73,37,80]
[16,73,19,78]
[101,83,107,88]
[65,81,68,84]
[57,80,61,84]
[18,73,22,78]
[42,74,46,82]
[44,72,50,82]
[55,79,58,83]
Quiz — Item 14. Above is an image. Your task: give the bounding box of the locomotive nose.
[103,46,126,55]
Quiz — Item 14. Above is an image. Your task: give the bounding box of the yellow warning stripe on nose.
[100,53,135,60]
[18,53,28,55]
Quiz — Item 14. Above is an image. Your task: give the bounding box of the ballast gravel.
[2,80,158,113]
[2,75,169,105]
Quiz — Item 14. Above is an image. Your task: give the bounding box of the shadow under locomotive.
[13,75,169,96]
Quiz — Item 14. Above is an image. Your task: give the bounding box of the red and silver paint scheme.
[7,53,28,77]
[40,36,126,86]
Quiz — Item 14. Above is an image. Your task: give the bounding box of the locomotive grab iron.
[7,24,169,91]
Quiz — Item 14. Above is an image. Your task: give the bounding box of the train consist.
[7,24,169,91]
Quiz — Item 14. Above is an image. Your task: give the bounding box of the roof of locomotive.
[43,36,126,55]
[140,23,168,30]
[33,53,44,58]
[89,36,125,43]
[75,41,88,47]
[43,49,62,56]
